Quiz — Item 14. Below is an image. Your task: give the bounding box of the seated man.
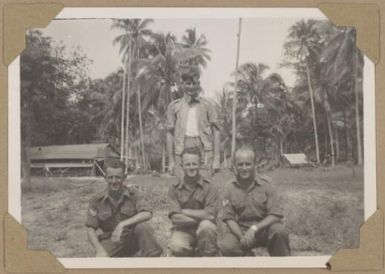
[167,147,220,256]
[218,146,291,256]
[86,159,162,257]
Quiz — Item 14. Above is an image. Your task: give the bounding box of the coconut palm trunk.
[162,144,166,173]
[120,69,126,161]
[335,122,340,160]
[125,42,132,170]
[305,61,320,164]
[326,110,335,166]
[231,18,242,160]
[137,83,146,171]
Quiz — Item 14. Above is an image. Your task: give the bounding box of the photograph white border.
[8,7,377,269]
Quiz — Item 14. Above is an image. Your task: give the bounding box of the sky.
[39,10,326,99]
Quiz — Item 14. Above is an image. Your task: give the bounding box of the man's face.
[105,167,125,193]
[181,75,200,99]
[182,153,200,179]
[234,150,256,182]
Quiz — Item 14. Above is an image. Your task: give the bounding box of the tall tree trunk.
[305,61,320,164]
[343,110,349,161]
[231,18,242,160]
[224,149,227,168]
[125,42,132,170]
[326,111,335,167]
[335,122,340,161]
[137,83,146,171]
[120,70,126,161]
[162,144,166,173]
[354,52,363,165]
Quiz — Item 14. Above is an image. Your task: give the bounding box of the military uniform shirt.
[165,96,220,155]
[222,175,284,228]
[86,186,151,233]
[168,176,219,219]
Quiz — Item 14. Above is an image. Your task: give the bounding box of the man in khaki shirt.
[86,159,162,257]
[167,147,220,256]
[218,147,291,256]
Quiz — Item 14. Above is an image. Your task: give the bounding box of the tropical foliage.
[20,18,364,175]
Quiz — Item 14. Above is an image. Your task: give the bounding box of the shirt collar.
[182,94,201,104]
[176,176,205,190]
[101,186,131,202]
[232,177,261,192]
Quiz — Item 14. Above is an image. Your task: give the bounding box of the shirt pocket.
[97,208,112,221]
[250,193,268,215]
[230,196,245,212]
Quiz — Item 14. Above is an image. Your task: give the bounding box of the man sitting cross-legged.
[85,159,162,257]
[167,147,220,256]
[218,146,291,256]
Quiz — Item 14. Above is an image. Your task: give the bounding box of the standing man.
[167,147,220,256]
[165,66,220,179]
[86,159,162,257]
[218,146,291,256]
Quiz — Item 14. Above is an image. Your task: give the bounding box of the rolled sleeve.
[135,192,152,214]
[167,186,182,218]
[85,199,99,229]
[221,189,237,222]
[203,184,220,217]
[266,185,284,218]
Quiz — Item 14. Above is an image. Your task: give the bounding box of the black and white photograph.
[8,7,376,268]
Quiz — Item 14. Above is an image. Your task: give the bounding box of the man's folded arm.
[170,213,199,226]
[226,219,244,240]
[117,211,152,228]
[181,209,215,221]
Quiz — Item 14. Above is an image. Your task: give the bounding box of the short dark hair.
[103,158,126,171]
[181,66,200,81]
[181,147,201,162]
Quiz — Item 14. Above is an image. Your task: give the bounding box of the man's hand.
[95,247,108,257]
[240,226,257,249]
[168,160,175,176]
[111,224,124,243]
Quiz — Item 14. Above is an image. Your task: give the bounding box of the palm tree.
[181,28,211,69]
[227,61,290,161]
[320,27,364,164]
[289,20,320,163]
[135,31,212,170]
[112,19,154,170]
[235,62,270,108]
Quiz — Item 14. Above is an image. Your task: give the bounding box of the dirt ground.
[21,166,364,257]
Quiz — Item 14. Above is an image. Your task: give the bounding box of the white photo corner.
[8,7,376,268]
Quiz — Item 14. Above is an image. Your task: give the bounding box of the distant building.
[282,153,314,167]
[30,143,120,176]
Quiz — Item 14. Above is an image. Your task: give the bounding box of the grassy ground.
[21,166,364,257]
